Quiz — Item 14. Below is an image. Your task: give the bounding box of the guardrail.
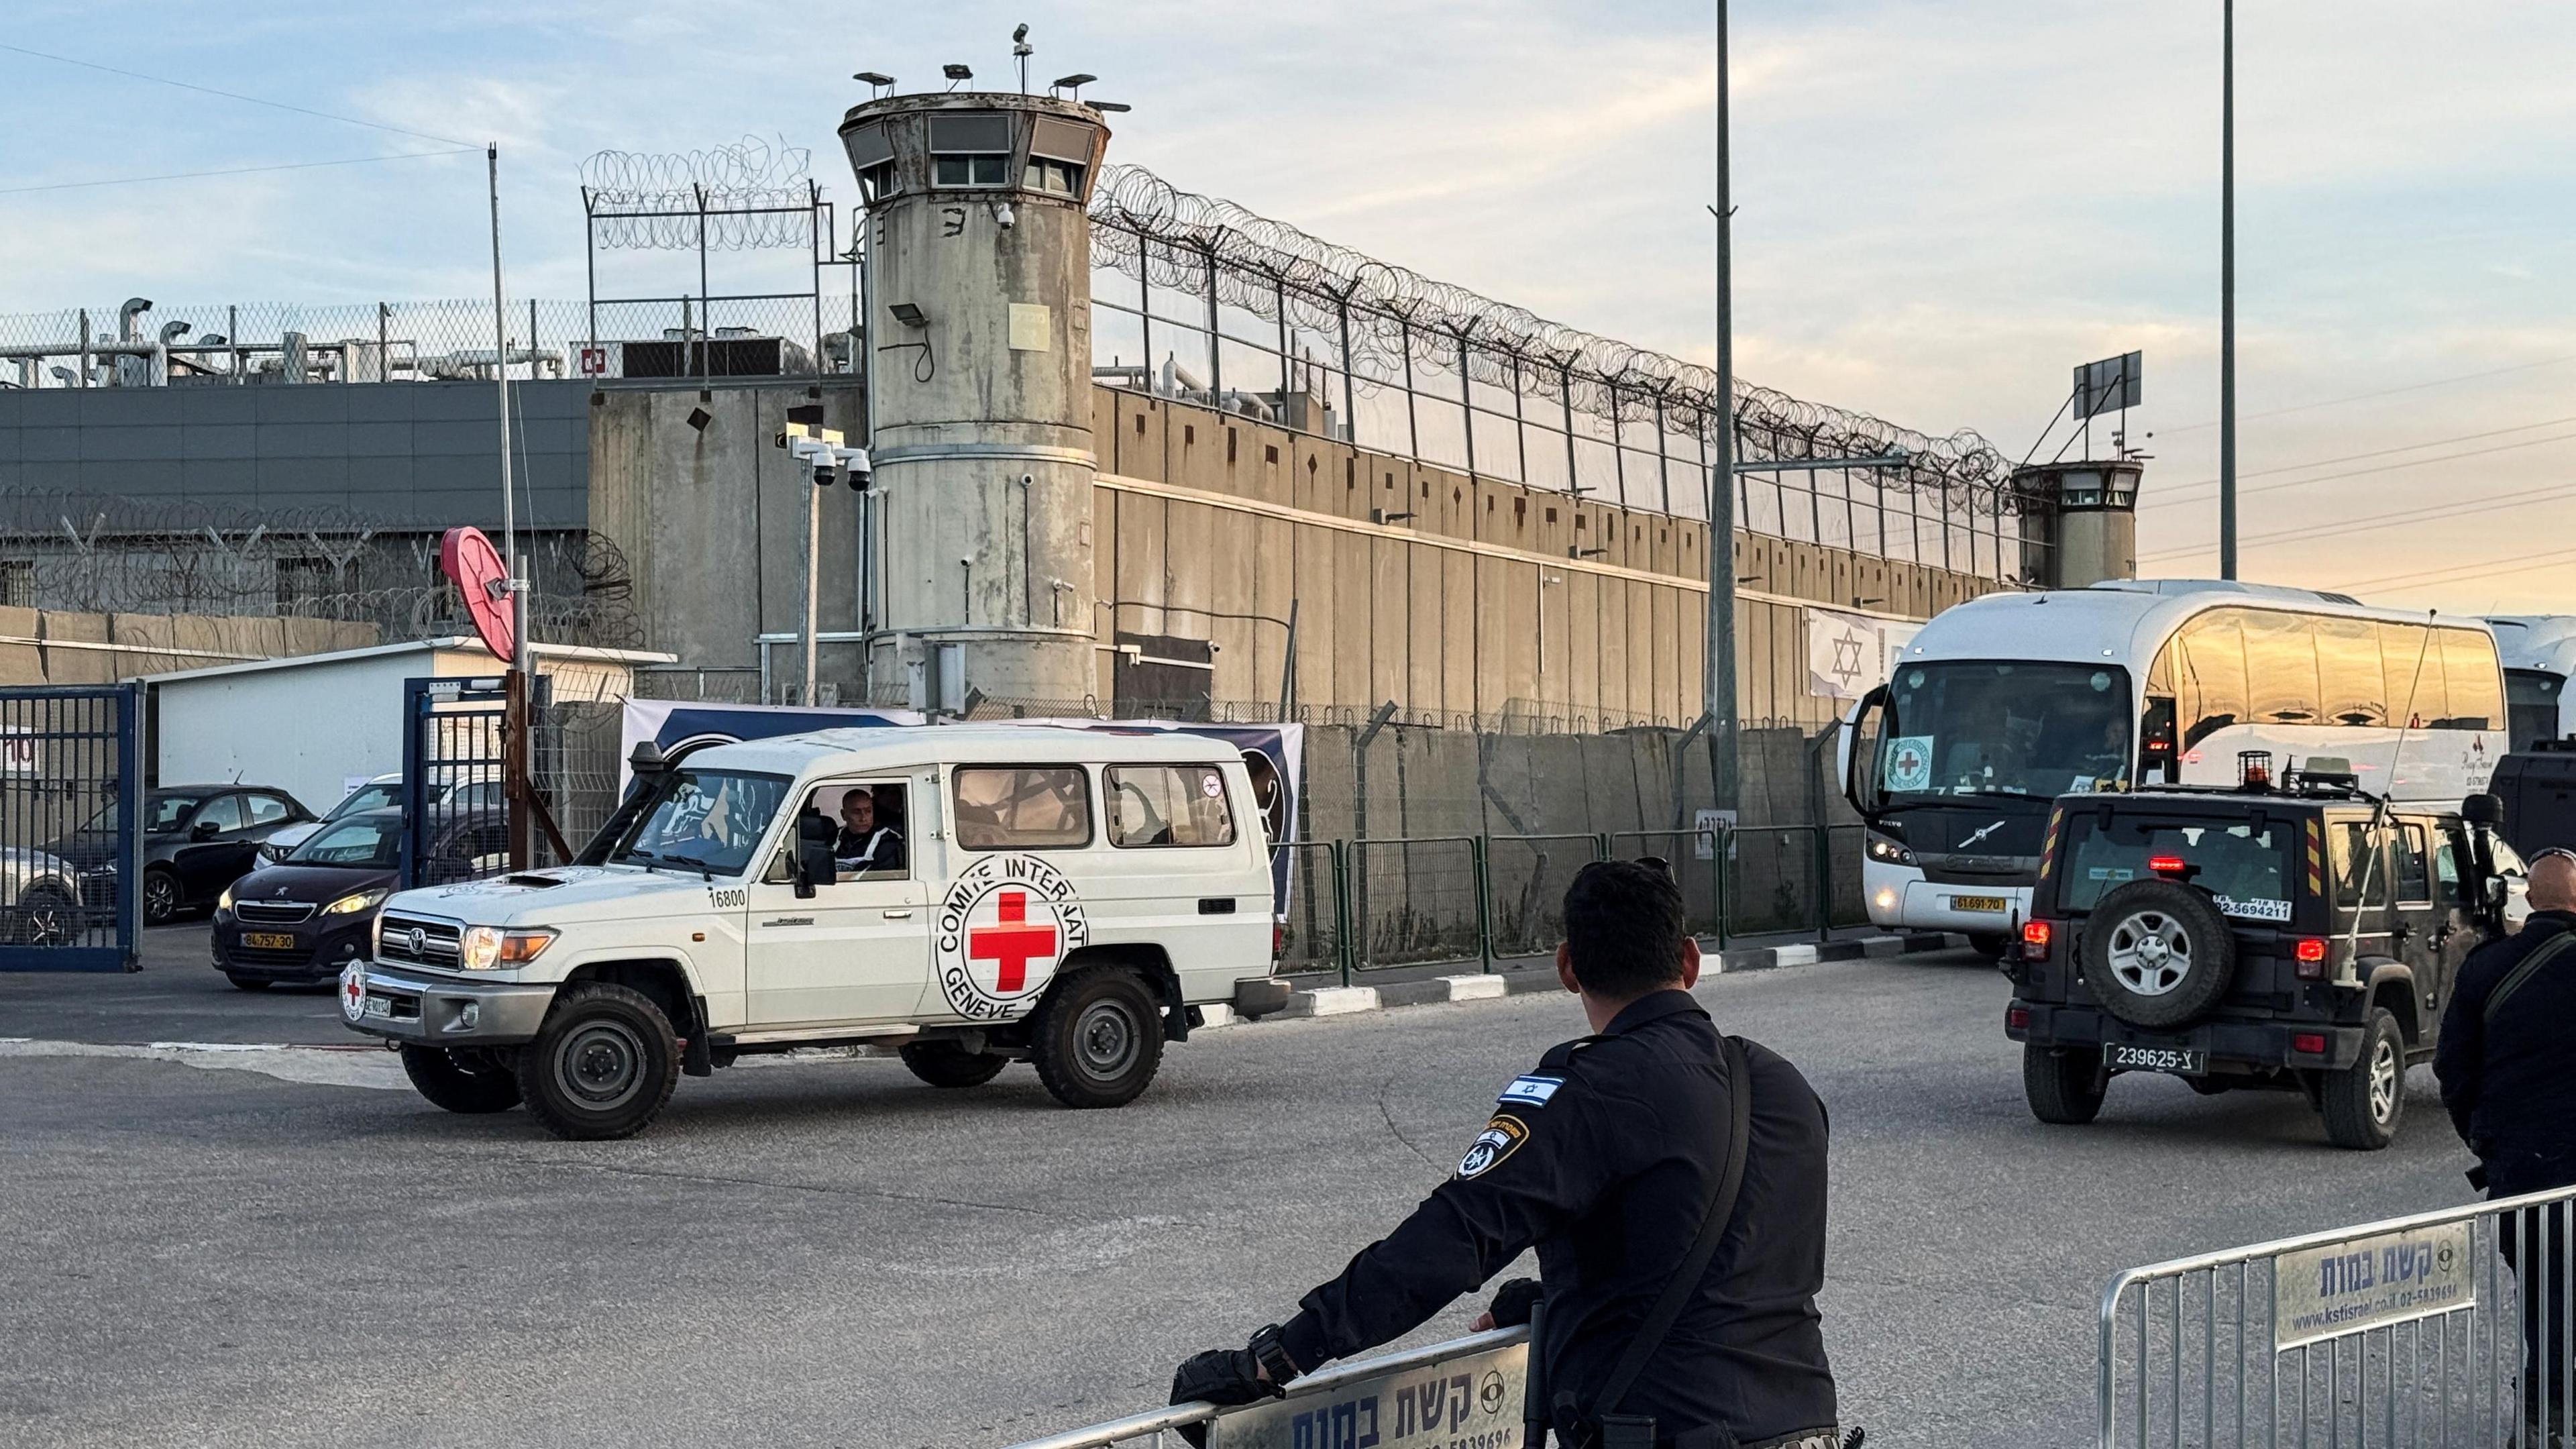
[1004,1324,1529,1449]
[2099,1182,2576,1447]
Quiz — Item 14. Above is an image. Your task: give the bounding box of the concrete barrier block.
[1298,985,1379,1017]
[1442,974,1507,1001]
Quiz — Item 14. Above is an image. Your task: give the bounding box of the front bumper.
[2008,1000,2365,1072]
[213,912,373,983]
[1866,863,2029,934]
[339,961,557,1046]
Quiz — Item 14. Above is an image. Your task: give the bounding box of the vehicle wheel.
[1028,967,1165,1109]
[142,868,182,926]
[2322,1008,2406,1151]
[900,1041,1009,1089]
[399,1045,523,1114]
[225,975,272,991]
[1968,931,2012,959]
[2023,1042,2106,1125]
[2078,880,2237,1029]
[5,884,77,946]
[517,983,680,1140]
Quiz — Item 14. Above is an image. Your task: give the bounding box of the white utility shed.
[136,637,676,815]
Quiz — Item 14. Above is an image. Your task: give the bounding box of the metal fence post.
[1473,835,1495,973]
[1331,839,1354,987]
[1812,823,1833,943]
[1711,823,1730,950]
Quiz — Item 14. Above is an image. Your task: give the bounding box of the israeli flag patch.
[1497,1074,1564,1109]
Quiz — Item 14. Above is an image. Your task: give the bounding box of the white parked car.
[340,726,1288,1138]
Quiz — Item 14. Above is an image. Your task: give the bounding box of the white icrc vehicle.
[340,725,1289,1138]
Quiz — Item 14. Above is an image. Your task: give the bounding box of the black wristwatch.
[1248,1323,1301,1385]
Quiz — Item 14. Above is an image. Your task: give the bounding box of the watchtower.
[837,89,1112,707]
[2014,459,2143,588]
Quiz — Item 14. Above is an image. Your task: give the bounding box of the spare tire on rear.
[2080,879,2237,1029]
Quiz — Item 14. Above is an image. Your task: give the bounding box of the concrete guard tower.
[2013,459,2143,588]
[838,91,1112,708]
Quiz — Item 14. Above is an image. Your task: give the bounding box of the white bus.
[1839,580,2508,950]
[2483,615,2576,750]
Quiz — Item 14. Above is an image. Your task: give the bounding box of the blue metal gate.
[399,676,513,890]
[0,684,142,971]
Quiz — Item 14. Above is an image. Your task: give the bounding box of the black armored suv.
[2005,760,2525,1150]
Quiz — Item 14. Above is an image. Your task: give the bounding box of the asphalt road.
[0,936,2481,1448]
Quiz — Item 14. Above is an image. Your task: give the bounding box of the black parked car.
[52,785,316,926]
[213,810,508,989]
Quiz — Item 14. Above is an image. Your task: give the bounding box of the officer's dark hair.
[1562,858,1688,1000]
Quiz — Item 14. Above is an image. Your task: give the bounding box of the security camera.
[1018,472,1034,487]
[991,200,1016,229]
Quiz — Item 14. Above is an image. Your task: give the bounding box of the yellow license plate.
[1950,896,2007,914]
[241,932,298,950]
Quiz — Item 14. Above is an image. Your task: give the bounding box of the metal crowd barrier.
[1004,1324,1529,1449]
[2100,1183,2576,1448]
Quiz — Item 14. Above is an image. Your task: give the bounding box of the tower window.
[1024,117,1095,198]
[846,122,902,201]
[930,113,1011,187]
[1022,158,1083,195]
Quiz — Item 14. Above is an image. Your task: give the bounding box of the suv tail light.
[2293,936,2328,979]
[1272,922,1285,959]
[2021,920,2052,960]
[2292,1032,2328,1055]
[2149,854,2188,877]
[2006,1006,2031,1030]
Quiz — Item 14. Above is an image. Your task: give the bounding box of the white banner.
[1806,607,1920,699]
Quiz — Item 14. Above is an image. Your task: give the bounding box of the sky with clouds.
[3,0,2571,610]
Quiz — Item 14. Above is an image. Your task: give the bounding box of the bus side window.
[2177,612,2247,750]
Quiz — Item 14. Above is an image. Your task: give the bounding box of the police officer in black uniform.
[1171,859,1841,1448]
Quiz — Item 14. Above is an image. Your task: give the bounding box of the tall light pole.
[2218,0,2238,579]
[1703,0,1740,813]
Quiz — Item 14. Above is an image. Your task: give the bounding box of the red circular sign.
[439,526,515,662]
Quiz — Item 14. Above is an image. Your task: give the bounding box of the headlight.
[216,883,235,912]
[458,924,557,970]
[321,888,388,916]
[1865,835,1917,867]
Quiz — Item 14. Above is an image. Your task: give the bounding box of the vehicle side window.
[1106,765,1237,849]
[2328,820,2392,908]
[244,793,292,827]
[2392,822,2432,904]
[194,794,246,833]
[2433,830,2463,907]
[2175,612,2247,750]
[951,766,1091,851]
[799,781,911,881]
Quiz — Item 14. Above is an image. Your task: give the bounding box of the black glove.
[1485,1276,1541,1328]
[1171,1345,1287,1449]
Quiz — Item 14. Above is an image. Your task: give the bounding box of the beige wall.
[1091,388,2010,727]
[0,608,378,688]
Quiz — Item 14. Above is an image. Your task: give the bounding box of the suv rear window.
[2058,813,2297,922]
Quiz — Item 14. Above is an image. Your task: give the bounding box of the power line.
[2144,415,2576,508]
[0,147,477,196]
[2139,429,2576,515]
[2336,542,2576,595]
[0,41,472,148]
[2139,478,2576,563]
[2157,354,2576,435]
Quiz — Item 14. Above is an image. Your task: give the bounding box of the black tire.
[2023,1042,2106,1125]
[2321,1008,2406,1151]
[1028,967,1165,1109]
[142,868,182,926]
[2078,880,2237,1029]
[225,975,272,991]
[517,983,680,1140]
[5,884,78,946]
[900,1041,1009,1089]
[400,1045,523,1114]
[1968,931,2013,959]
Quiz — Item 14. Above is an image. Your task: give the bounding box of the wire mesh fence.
[1274,840,1348,979]
[1483,833,1607,959]
[1611,828,1730,945]
[1350,835,1487,971]
[1727,825,1826,938]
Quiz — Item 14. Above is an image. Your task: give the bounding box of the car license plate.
[2109,1044,2206,1075]
[1951,895,2007,913]
[362,994,395,1020]
[241,932,297,950]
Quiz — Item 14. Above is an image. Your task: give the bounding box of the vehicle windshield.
[2058,811,2296,920]
[1879,661,2131,801]
[607,769,791,877]
[327,782,402,821]
[2506,668,2563,752]
[288,817,402,869]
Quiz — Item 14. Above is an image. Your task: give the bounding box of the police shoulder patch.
[1456,1114,1531,1180]
[1497,1073,1565,1109]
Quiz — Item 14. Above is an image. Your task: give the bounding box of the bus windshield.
[2506,668,2563,752]
[1880,661,2131,801]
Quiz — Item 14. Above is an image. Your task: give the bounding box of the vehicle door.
[2324,812,2396,981]
[2385,817,2445,1046]
[2430,824,2483,1028]
[172,792,251,901]
[1101,759,1265,985]
[745,778,930,1029]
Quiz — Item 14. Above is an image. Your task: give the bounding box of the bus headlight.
[458,925,557,970]
[1864,835,1917,867]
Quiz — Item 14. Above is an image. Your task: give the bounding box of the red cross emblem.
[341,967,366,1018]
[969,890,1059,994]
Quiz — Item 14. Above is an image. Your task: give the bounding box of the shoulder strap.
[2485,928,2576,1025]
[1591,1032,1754,1421]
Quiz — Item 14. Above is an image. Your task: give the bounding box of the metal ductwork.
[117,298,153,343]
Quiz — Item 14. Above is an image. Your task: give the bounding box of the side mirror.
[2463,793,2504,827]
[191,819,220,841]
[794,814,837,899]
